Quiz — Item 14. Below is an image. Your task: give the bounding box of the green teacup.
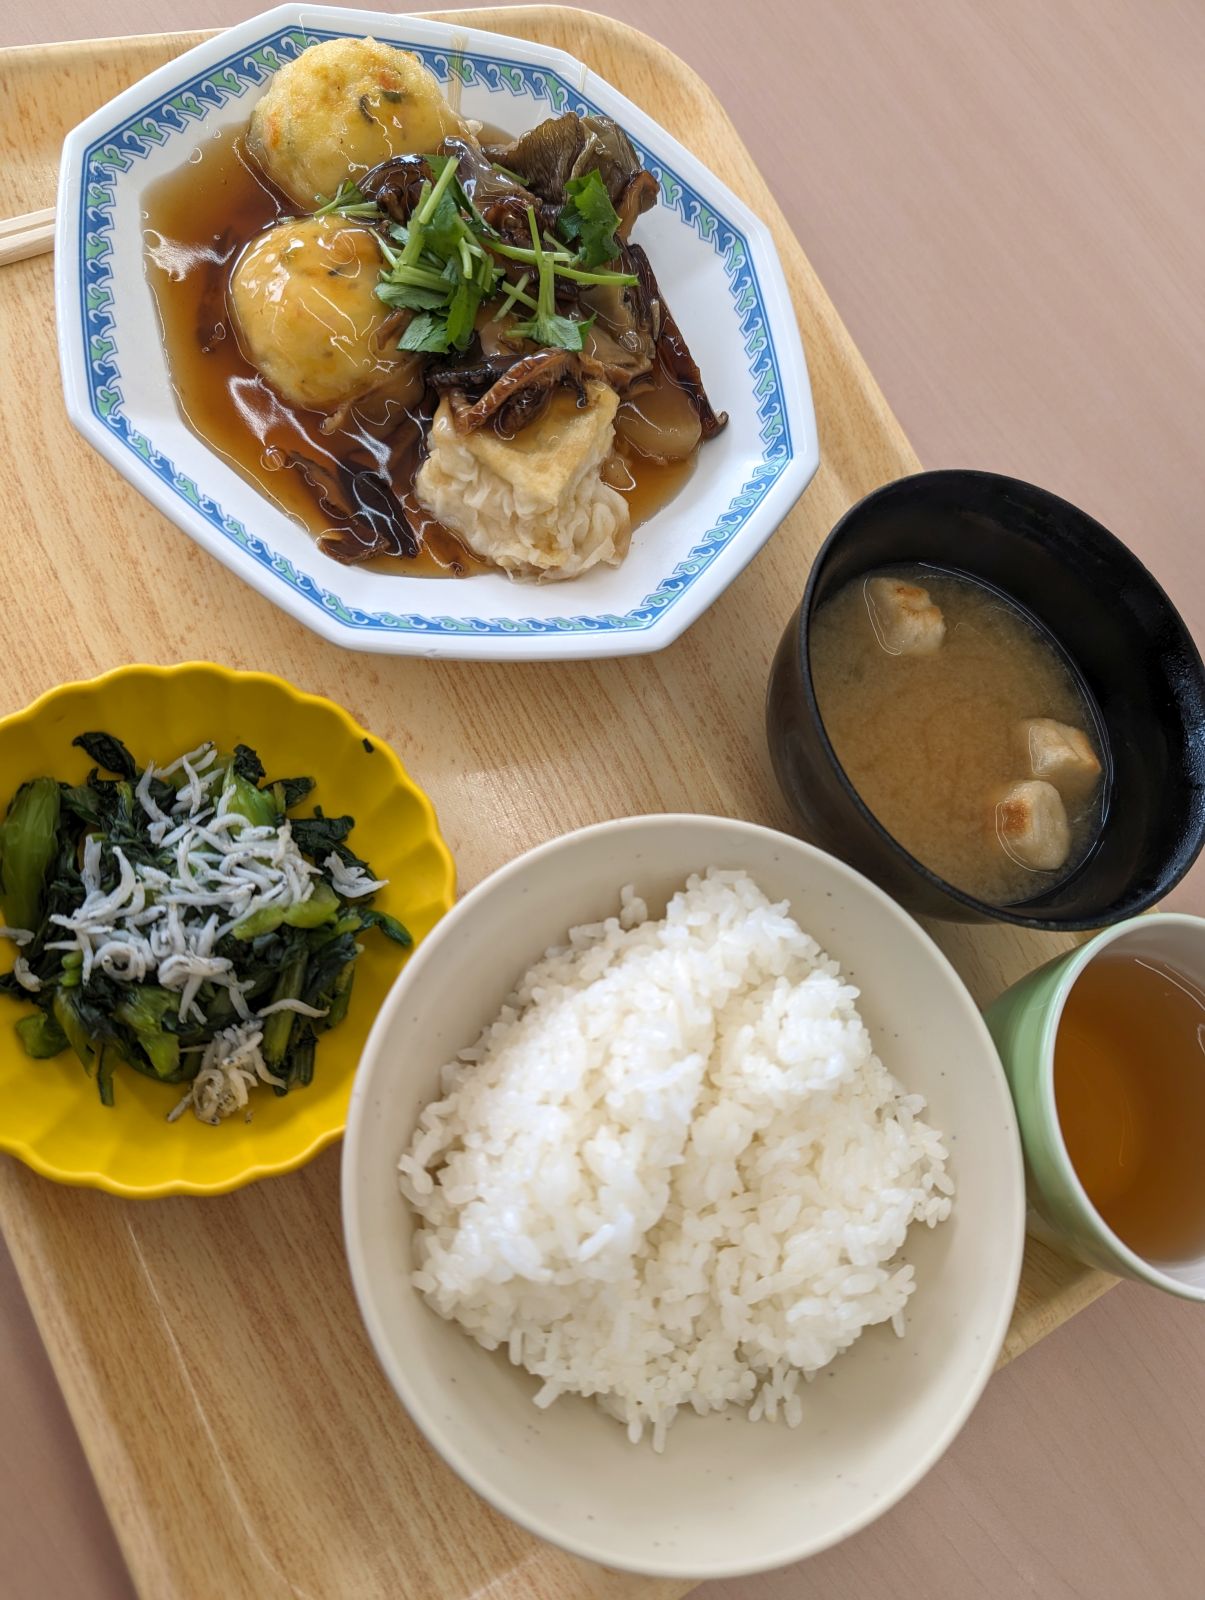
[985,912,1205,1302]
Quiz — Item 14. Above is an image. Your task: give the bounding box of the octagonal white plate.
[56,5,818,659]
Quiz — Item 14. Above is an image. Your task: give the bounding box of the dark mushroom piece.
[424,312,544,402]
[577,260,658,390]
[427,353,519,399]
[358,154,432,223]
[413,137,561,244]
[446,348,586,434]
[624,242,727,440]
[437,136,541,211]
[477,312,533,365]
[479,193,560,247]
[286,449,420,562]
[483,113,656,215]
[483,114,584,203]
[491,381,561,438]
[615,168,660,241]
[578,324,655,392]
[574,114,658,212]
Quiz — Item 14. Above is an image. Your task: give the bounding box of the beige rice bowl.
[399,870,953,1452]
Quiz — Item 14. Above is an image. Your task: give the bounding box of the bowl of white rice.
[342,815,1025,1578]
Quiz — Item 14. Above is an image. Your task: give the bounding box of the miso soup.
[809,566,1106,905]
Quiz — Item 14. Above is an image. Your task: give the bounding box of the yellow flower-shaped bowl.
[0,663,455,1197]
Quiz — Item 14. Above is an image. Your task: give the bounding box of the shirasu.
[0,928,46,993]
[43,749,321,1025]
[324,853,387,899]
[2,743,389,1126]
[167,1021,284,1124]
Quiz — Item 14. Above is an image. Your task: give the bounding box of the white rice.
[399,870,953,1450]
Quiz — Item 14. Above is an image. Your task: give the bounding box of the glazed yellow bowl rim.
[0,660,455,1198]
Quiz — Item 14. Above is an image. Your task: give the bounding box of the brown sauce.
[142,129,696,579]
[810,566,1106,905]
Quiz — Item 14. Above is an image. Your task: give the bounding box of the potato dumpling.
[229,215,417,413]
[247,37,466,208]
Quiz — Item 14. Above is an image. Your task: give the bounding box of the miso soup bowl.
[766,470,1205,928]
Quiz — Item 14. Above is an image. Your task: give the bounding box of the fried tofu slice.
[863,577,946,657]
[415,384,630,579]
[992,779,1071,872]
[1013,718,1102,800]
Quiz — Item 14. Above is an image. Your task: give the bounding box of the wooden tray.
[0,12,1114,1597]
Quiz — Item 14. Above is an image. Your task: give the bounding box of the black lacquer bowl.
[766,470,1205,927]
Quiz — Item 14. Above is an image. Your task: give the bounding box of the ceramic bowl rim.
[789,467,1205,930]
[341,811,1026,1578]
[54,4,819,661]
[1031,910,1205,1301]
[0,659,455,1197]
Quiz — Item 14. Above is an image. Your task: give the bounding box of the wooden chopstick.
[0,207,55,267]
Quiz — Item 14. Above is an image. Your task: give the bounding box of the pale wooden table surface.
[2,2,1204,1598]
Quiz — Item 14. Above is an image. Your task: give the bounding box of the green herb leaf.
[287,1028,317,1087]
[53,988,98,1077]
[376,280,451,312]
[96,1045,117,1106]
[289,811,360,862]
[358,907,413,947]
[444,280,481,351]
[508,204,595,351]
[232,743,266,784]
[0,778,61,930]
[424,190,470,258]
[558,169,622,267]
[424,152,483,227]
[220,770,279,829]
[492,271,535,320]
[371,158,620,356]
[261,953,307,1069]
[398,312,453,353]
[313,180,381,220]
[71,732,137,780]
[321,963,355,1033]
[513,309,594,351]
[59,784,105,829]
[16,1009,68,1059]
[301,930,361,1011]
[114,986,181,1080]
[267,776,316,811]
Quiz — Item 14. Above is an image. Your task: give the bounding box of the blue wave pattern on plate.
[78,26,793,636]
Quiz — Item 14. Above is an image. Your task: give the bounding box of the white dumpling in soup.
[992,778,1071,872]
[1012,717,1101,800]
[246,36,466,209]
[415,383,631,579]
[863,576,946,657]
[229,216,424,414]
